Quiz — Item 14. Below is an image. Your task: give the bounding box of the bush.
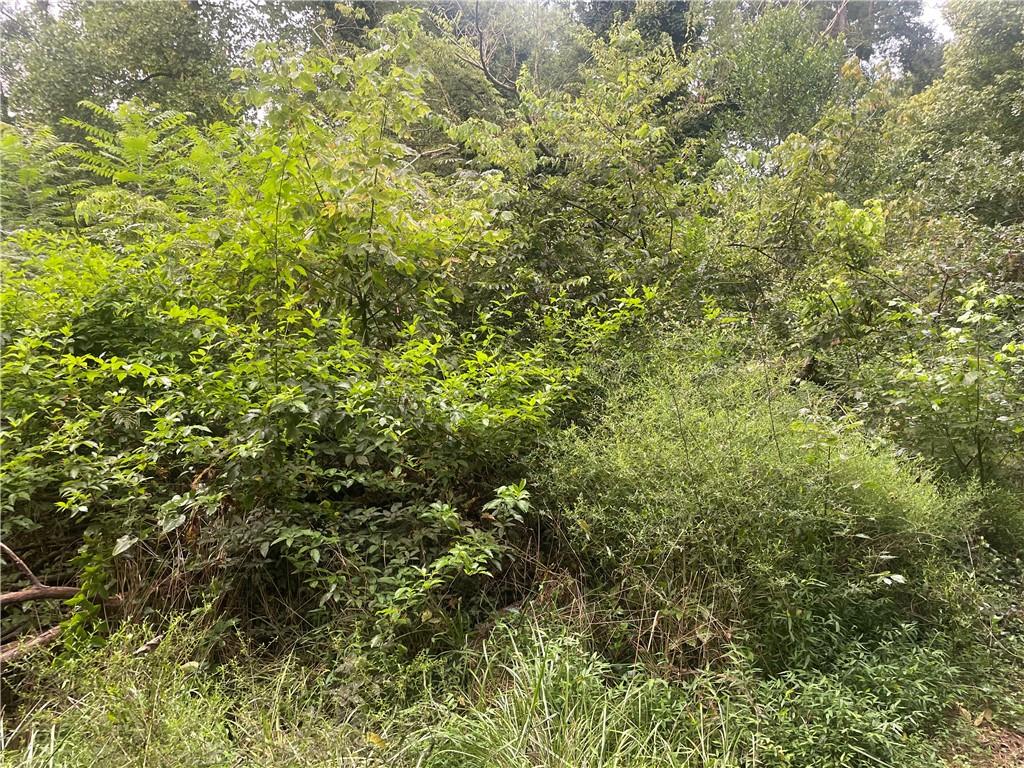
[538,331,986,672]
[0,228,579,637]
[0,13,618,642]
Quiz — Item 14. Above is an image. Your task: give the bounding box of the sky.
[920,0,954,40]
[1,0,961,48]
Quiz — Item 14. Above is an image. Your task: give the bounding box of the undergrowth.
[2,3,1023,767]
[3,611,1018,768]
[3,335,1021,768]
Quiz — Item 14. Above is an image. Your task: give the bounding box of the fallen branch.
[0,585,80,606]
[0,625,62,665]
[1,543,80,605]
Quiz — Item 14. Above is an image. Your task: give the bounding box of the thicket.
[1,1,1022,766]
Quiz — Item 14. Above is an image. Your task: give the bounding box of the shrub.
[538,331,986,672]
[0,232,578,636]
[0,10,620,641]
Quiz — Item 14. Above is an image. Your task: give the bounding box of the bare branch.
[0,625,62,665]
[1,542,42,587]
[1,544,78,605]
[0,585,79,606]
[823,0,850,37]
[474,0,518,99]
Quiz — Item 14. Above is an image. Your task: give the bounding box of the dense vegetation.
[1,1,1022,766]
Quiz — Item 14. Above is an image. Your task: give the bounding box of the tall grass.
[414,619,967,768]
[0,621,376,768]
[0,617,995,768]
[417,625,744,768]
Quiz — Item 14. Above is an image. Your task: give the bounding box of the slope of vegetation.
[1,2,1022,766]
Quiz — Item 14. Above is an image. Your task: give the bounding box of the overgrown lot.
[1,2,1022,766]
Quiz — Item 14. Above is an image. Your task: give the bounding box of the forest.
[0,0,1022,765]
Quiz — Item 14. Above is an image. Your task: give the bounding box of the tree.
[886,0,1024,224]
[564,0,700,50]
[708,5,847,149]
[1,0,237,128]
[817,0,943,89]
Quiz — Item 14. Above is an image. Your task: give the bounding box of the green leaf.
[160,514,187,534]
[113,535,139,557]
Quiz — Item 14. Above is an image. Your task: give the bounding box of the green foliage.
[418,619,978,768]
[422,624,732,768]
[0,123,81,230]
[710,5,847,148]
[2,4,1023,766]
[830,1,943,88]
[8,614,1007,768]
[540,332,992,672]
[0,11,604,642]
[0,619,381,767]
[566,0,700,50]
[885,0,1024,223]
[452,18,713,305]
[0,0,237,128]
[859,283,1024,484]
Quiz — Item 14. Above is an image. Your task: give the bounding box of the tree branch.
[1,542,42,587]
[135,71,176,85]
[0,585,80,606]
[1,543,79,605]
[0,625,62,665]
[475,0,518,99]
[823,0,850,37]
